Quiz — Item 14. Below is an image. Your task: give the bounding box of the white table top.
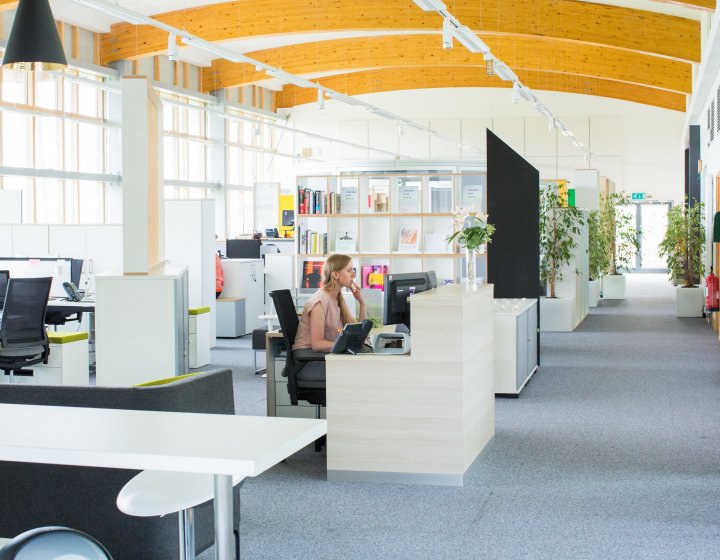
[0,404,326,477]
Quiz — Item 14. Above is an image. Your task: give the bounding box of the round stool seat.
[117,470,245,517]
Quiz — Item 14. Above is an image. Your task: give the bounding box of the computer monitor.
[70,259,83,287]
[382,271,437,332]
[226,239,261,259]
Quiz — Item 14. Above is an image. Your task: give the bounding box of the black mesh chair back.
[1,277,52,349]
[269,289,325,410]
[0,270,9,311]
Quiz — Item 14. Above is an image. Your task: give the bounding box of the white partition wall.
[165,199,217,340]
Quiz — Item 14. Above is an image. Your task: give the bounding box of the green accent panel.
[47,331,89,344]
[135,372,201,387]
[713,212,720,243]
[568,189,576,207]
[189,306,211,315]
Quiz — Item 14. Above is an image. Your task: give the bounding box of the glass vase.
[465,247,477,286]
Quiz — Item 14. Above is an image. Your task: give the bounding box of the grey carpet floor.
[199,274,720,560]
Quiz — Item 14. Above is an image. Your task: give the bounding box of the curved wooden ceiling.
[6,0,706,111]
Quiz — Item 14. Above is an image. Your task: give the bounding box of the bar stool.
[117,470,244,560]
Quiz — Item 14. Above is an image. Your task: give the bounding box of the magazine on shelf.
[460,184,483,209]
[397,227,419,252]
[397,185,420,213]
[335,229,357,253]
[361,264,388,290]
[340,186,358,214]
[302,260,324,289]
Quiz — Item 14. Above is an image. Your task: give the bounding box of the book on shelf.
[460,184,483,209]
[302,260,324,289]
[298,187,329,214]
[397,227,419,252]
[397,185,420,213]
[361,264,388,290]
[297,225,327,255]
[335,229,357,253]
[340,186,358,214]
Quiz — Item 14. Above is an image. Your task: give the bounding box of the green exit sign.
[631,192,646,200]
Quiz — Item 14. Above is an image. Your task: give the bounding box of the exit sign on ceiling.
[631,192,646,200]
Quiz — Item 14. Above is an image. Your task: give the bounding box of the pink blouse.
[293,289,343,351]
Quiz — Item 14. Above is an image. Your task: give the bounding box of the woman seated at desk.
[294,254,366,355]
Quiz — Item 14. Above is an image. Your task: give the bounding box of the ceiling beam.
[98,0,700,65]
[201,35,692,95]
[275,66,686,112]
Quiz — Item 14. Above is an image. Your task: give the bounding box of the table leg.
[214,474,234,560]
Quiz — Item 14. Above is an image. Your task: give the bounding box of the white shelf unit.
[295,172,487,292]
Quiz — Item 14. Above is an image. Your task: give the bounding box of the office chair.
[0,270,9,312]
[45,259,84,330]
[0,277,52,384]
[269,290,326,450]
[0,526,113,559]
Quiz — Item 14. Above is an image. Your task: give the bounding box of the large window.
[0,67,111,224]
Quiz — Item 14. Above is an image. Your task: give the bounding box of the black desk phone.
[330,320,373,354]
[63,281,81,302]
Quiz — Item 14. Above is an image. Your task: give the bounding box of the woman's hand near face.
[349,281,364,303]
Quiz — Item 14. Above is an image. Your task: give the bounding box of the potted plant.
[587,209,609,307]
[658,197,705,317]
[600,192,638,299]
[447,208,495,286]
[539,184,585,330]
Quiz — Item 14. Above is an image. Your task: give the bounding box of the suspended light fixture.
[316,89,325,110]
[484,53,494,77]
[2,0,67,71]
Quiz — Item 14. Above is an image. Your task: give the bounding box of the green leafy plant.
[600,192,639,275]
[539,185,586,298]
[658,197,705,287]
[587,209,610,281]
[446,209,496,251]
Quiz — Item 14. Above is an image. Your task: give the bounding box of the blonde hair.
[322,254,356,325]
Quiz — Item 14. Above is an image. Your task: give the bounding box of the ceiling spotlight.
[398,121,405,136]
[167,33,178,62]
[512,83,520,104]
[548,118,555,133]
[442,19,453,49]
[317,89,325,110]
[254,64,263,72]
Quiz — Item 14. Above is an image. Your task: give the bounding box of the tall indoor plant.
[658,197,705,316]
[539,185,585,298]
[587,209,610,306]
[599,192,638,299]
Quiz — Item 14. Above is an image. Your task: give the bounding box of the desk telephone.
[62,281,81,302]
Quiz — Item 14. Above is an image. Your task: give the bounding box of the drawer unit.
[493,298,538,396]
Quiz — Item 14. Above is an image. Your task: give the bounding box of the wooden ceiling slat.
[201,35,692,95]
[99,0,701,65]
[275,66,686,112]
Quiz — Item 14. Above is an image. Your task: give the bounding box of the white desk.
[0,404,326,560]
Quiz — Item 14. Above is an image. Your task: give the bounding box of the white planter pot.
[676,286,704,317]
[540,297,575,332]
[588,279,600,307]
[602,275,626,300]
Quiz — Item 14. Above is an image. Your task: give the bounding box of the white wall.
[282,88,686,203]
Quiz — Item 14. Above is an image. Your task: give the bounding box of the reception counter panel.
[325,283,494,486]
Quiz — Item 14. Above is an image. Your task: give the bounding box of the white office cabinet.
[493,298,538,396]
[95,262,189,386]
[220,258,264,334]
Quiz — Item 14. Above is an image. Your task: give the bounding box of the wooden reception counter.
[325,283,495,486]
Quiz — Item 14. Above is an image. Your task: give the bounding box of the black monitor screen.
[226,239,261,259]
[70,259,83,287]
[382,271,437,331]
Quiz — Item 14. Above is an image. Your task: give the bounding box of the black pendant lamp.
[2,0,67,71]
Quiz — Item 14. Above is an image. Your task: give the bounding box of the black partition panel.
[486,130,540,362]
